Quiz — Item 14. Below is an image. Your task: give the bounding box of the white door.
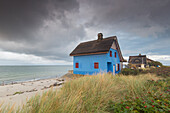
[113,65,115,75]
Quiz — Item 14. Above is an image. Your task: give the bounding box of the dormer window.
[110,51,112,57]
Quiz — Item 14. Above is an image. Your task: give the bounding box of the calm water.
[0,65,72,85]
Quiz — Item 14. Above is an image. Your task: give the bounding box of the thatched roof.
[128,54,147,64]
[70,35,126,62]
[129,54,146,61]
[128,54,155,64]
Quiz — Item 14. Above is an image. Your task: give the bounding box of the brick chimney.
[97,33,103,41]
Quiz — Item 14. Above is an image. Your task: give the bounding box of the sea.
[0,65,73,85]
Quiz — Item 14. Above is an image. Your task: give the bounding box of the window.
[75,63,79,68]
[110,51,112,57]
[94,62,99,69]
[118,64,120,71]
[134,59,140,63]
[115,52,117,58]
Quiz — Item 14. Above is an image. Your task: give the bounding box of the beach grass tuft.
[13,92,24,95]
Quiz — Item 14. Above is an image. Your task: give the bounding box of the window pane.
[110,51,112,57]
[76,63,79,68]
[94,62,99,69]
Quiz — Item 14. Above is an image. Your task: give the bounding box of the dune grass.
[1,73,168,113]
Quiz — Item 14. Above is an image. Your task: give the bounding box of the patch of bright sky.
[0,50,72,65]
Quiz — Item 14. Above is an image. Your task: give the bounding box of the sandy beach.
[0,77,65,108]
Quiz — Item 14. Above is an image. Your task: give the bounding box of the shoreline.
[0,75,67,108]
[0,69,73,86]
[0,65,73,85]
[0,74,65,86]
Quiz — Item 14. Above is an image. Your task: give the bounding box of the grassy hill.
[1,73,169,113]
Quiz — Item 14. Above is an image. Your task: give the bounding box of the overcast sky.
[0,0,170,65]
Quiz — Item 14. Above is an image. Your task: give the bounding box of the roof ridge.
[129,55,146,58]
[80,36,116,44]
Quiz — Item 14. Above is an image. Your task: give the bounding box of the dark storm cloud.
[0,0,85,61]
[0,0,79,42]
[0,0,170,64]
[81,0,170,38]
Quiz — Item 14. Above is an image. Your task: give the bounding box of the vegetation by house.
[148,60,163,67]
[1,73,169,113]
[120,66,170,77]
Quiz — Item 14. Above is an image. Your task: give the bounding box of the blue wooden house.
[70,33,126,75]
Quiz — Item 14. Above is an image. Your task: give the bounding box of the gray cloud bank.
[0,0,170,64]
[0,0,85,61]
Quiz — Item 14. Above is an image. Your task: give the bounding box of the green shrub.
[121,66,170,77]
[146,66,170,78]
[120,68,140,75]
[107,79,170,112]
[148,61,163,67]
